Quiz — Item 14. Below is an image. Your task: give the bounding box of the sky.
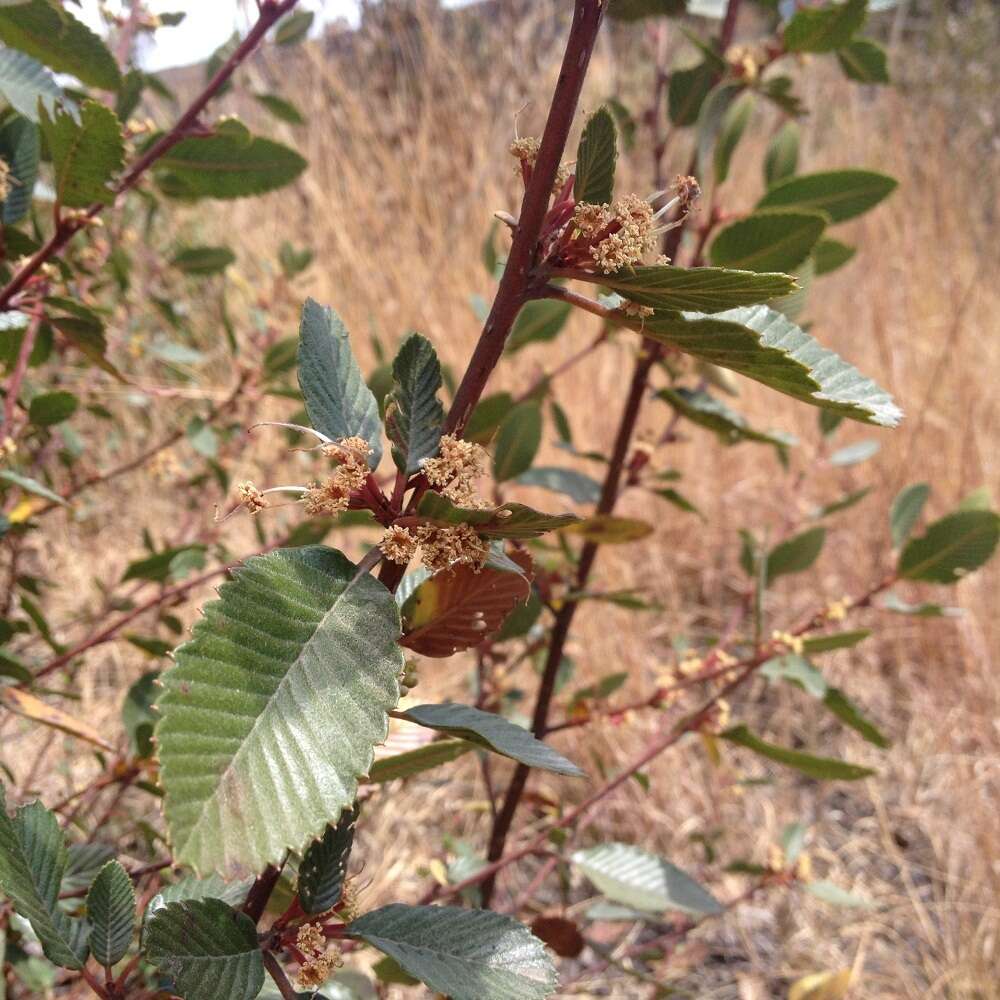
[77,1,360,72]
[77,1,476,72]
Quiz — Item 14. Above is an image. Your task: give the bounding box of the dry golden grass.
[4,4,997,998]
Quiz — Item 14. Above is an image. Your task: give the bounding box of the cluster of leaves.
[0,1,997,998]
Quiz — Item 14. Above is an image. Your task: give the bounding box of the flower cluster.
[420,434,489,507]
[294,923,343,990]
[379,521,489,574]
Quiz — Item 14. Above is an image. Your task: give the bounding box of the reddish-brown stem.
[262,951,299,1000]
[244,863,283,924]
[0,0,300,311]
[443,0,606,437]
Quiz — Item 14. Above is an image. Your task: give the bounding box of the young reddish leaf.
[401,552,533,657]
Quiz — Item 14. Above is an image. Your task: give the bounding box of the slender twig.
[0,0,300,311]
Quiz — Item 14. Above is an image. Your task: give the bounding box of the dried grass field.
[6,3,999,997]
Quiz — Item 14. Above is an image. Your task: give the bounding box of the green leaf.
[507,300,571,353]
[367,738,472,783]
[757,169,897,223]
[761,654,828,698]
[0,113,39,224]
[298,298,383,467]
[400,704,584,777]
[348,904,557,1000]
[170,245,236,276]
[897,510,1000,583]
[0,0,120,90]
[889,482,929,548]
[386,333,444,474]
[713,90,754,185]
[0,785,87,969]
[146,874,254,918]
[804,879,875,908]
[590,265,795,313]
[837,37,890,82]
[253,91,305,125]
[61,843,115,895]
[574,106,617,205]
[86,861,134,968]
[880,593,961,618]
[465,392,512,445]
[765,526,826,584]
[155,133,306,200]
[829,439,879,466]
[156,546,403,876]
[812,237,856,275]
[275,8,314,45]
[417,491,579,539]
[299,805,358,914]
[709,212,827,273]
[636,305,902,427]
[492,402,542,482]
[39,99,123,208]
[802,630,871,653]
[811,486,871,518]
[0,46,62,122]
[658,387,795,454]
[121,670,158,758]
[121,544,206,583]
[721,725,874,780]
[516,466,601,504]
[668,61,715,126]
[0,470,66,506]
[560,515,653,544]
[28,390,77,427]
[783,0,867,52]
[571,843,722,916]
[145,898,264,1000]
[764,121,799,187]
[823,687,889,747]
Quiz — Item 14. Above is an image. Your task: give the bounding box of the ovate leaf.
[757,169,897,223]
[170,245,236,276]
[560,515,653,544]
[145,899,263,1000]
[783,0,867,52]
[0,113,39,224]
[492,402,542,482]
[385,333,444,474]
[837,38,889,83]
[516,466,602,504]
[155,134,306,200]
[764,121,799,186]
[507,300,571,353]
[253,91,305,125]
[574,106,617,205]
[721,725,874,780]
[802,630,871,653]
[812,238,856,275]
[367,738,472,783]
[571,843,722,916]
[0,785,87,969]
[658,387,795,453]
[400,704,584,777]
[0,46,62,122]
[897,510,1000,583]
[146,874,255,919]
[401,558,532,657]
[804,880,875,909]
[348,904,557,1000]
[299,805,358,915]
[765,526,826,584]
[156,546,403,876]
[86,861,135,968]
[586,265,795,313]
[709,212,827,273]
[0,0,120,89]
[298,299,383,467]
[417,491,580,539]
[889,482,929,548]
[28,390,77,427]
[39,100,123,208]
[713,90,754,184]
[636,305,902,427]
[668,61,715,126]
[275,9,314,45]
